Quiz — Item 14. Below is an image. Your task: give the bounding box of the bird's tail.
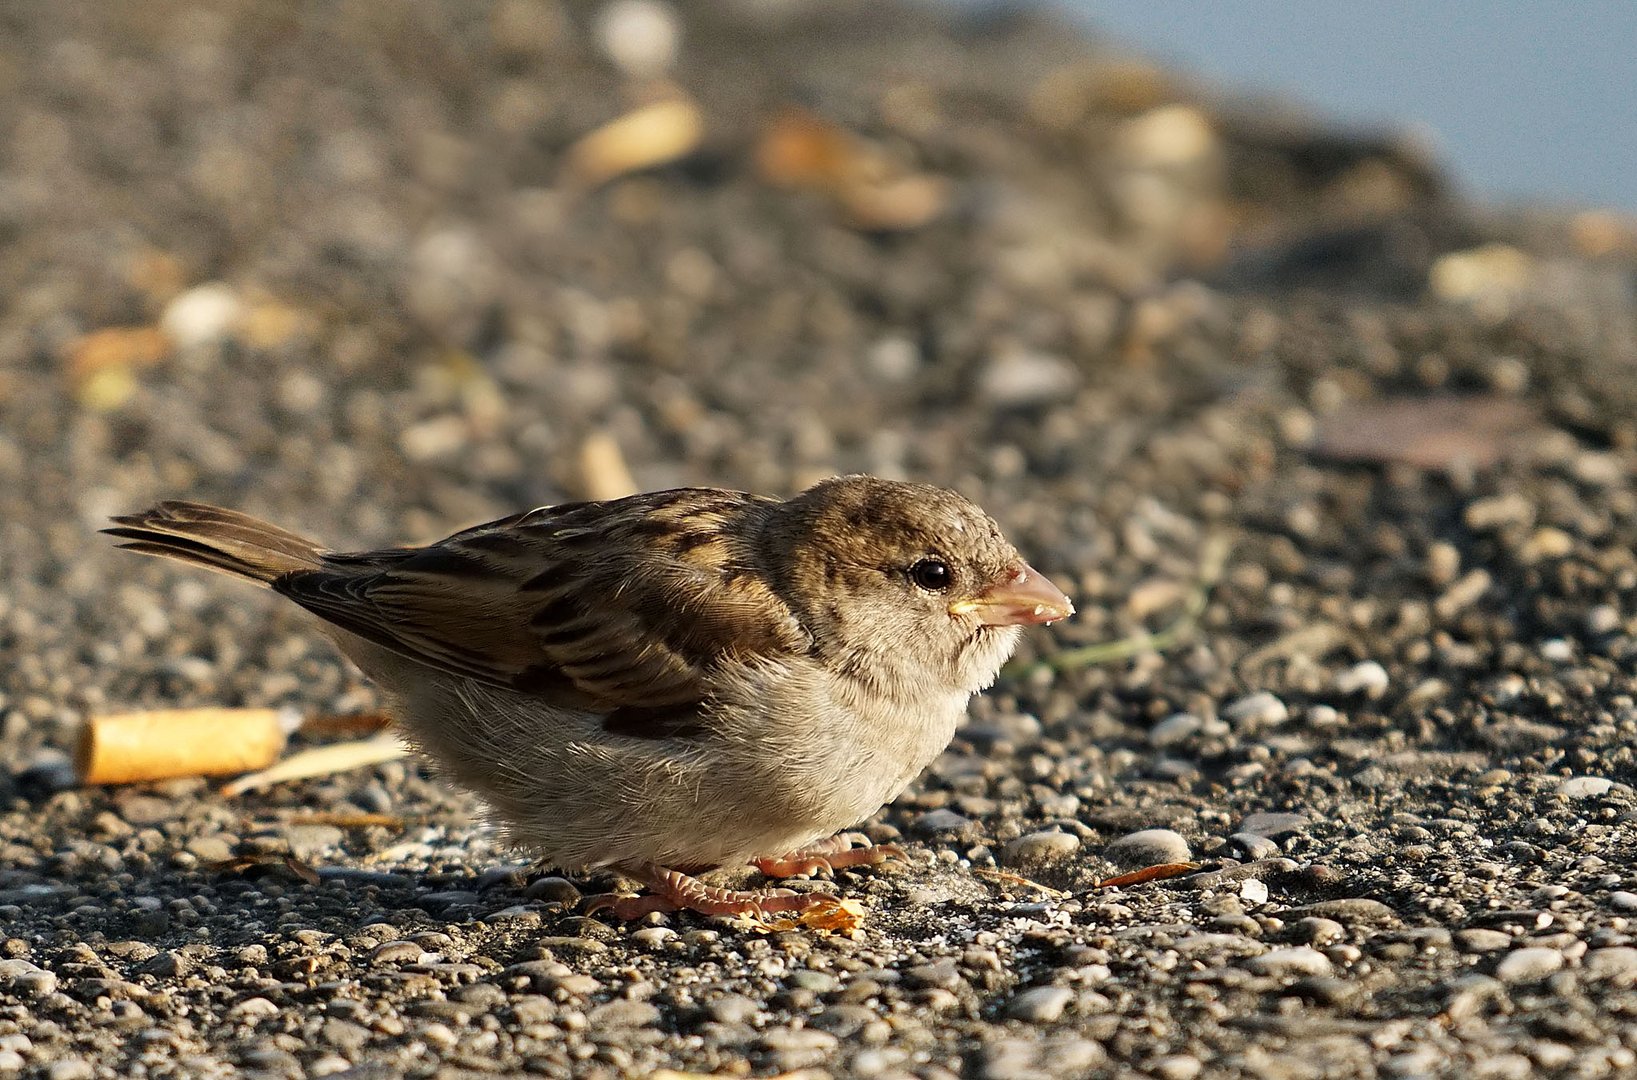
[103,501,326,585]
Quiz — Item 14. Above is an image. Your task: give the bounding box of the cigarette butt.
[77,707,295,785]
[576,431,638,502]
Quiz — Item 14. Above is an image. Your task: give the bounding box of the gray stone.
[1223,692,1289,730]
[1005,985,1074,1022]
[1001,830,1081,866]
[1148,713,1203,748]
[1227,832,1280,860]
[914,809,977,837]
[1495,946,1564,983]
[1245,947,1332,977]
[1454,929,1513,953]
[1104,829,1190,868]
[1584,946,1637,985]
[1237,812,1310,838]
[0,959,56,998]
[1558,776,1614,799]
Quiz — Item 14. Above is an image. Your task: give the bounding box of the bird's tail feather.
[103,501,325,585]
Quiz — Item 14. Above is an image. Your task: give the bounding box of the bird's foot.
[753,832,906,878]
[584,864,838,920]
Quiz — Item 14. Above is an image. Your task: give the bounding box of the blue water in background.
[1042,1,1637,213]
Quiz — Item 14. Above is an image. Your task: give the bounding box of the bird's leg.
[753,832,906,878]
[583,864,838,920]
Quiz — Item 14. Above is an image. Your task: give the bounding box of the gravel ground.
[4,2,1637,1078]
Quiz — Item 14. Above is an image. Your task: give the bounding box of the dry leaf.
[209,854,321,886]
[284,811,407,830]
[971,867,1069,898]
[1312,396,1540,471]
[65,326,170,410]
[1097,862,1200,888]
[756,107,947,231]
[738,896,867,934]
[565,97,704,186]
[219,732,407,796]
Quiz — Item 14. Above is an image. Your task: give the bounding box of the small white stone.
[1539,638,1574,662]
[1334,660,1390,698]
[1558,776,1613,799]
[596,0,679,79]
[1494,946,1564,983]
[1224,691,1289,730]
[1148,713,1202,748]
[162,282,242,349]
[1238,878,1269,905]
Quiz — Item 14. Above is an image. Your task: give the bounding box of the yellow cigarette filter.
[76,707,295,785]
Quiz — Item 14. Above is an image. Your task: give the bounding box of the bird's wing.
[275,489,809,723]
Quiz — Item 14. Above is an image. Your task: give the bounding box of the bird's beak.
[949,563,1074,626]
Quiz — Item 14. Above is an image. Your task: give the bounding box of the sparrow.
[105,475,1073,918]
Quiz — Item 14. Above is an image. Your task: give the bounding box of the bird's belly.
[363,648,969,872]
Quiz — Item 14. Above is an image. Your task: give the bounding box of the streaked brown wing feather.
[274,489,806,715]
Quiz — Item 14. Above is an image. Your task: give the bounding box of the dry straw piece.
[76,707,297,785]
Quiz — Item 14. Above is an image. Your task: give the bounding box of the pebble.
[1334,661,1389,697]
[1608,891,1637,912]
[595,0,680,79]
[587,1000,660,1028]
[1152,1055,1204,1080]
[1223,692,1289,730]
[162,283,243,349]
[1004,985,1075,1023]
[1558,776,1613,799]
[1001,830,1081,866]
[1237,812,1309,838]
[45,1059,94,1080]
[1454,929,1513,953]
[1494,947,1565,983]
[1238,879,1269,905]
[977,349,1079,408]
[1148,713,1202,747]
[630,926,676,949]
[1442,974,1506,1021]
[282,824,345,858]
[1226,832,1280,861]
[1103,829,1191,868]
[1245,947,1332,977]
[522,876,582,905]
[1584,947,1637,985]
[914,809,977,837]
[0,959,57,998]
[1290,918,1345,946]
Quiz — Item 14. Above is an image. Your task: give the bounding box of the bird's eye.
[909,558,952,591]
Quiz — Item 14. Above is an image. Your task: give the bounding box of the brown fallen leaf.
[283,811,407,830]
[737,896,868,934]
[295,712,394,738]
[756,106,947,231]
[209,854,321,887]
[971,867,1070,898]
[65,326,172,410]
[1097,862,1201,888]
[1311,395,1541,471]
